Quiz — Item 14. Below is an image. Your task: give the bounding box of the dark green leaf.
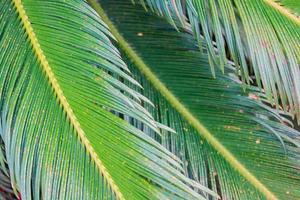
[0,0,209,199]
[97,1,300,199]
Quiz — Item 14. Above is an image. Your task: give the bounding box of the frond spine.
[264,0,300,25]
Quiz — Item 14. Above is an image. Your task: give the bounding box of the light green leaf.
[95,0,300,199]
[0,0,211,199]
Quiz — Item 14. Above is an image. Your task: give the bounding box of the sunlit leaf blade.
[0,0,211,199]
[133,0,300,124]
[98,0,300,199]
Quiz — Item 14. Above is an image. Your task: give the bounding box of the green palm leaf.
[94,0,300,199]
[0,0,211,199]
[133,0,300,123]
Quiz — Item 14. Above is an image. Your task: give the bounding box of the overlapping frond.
[0,172,16,200]
[0,168,15,199]
[97,0,300,199]
[0,0,211,199]
[133,0,300,123]
[0,140,16,199]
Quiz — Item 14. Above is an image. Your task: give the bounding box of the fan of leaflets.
[0,0,211,199]
[133,0,300,123]
[94,0,300,199]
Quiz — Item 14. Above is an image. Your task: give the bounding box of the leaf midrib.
[264,0,300,25]
[88,1,279,199]
[12,1,124,199]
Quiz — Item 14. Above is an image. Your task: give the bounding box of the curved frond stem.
[264,0,300,25]
[12,1,124,199]
[88,1,278,199]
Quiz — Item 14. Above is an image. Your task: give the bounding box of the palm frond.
[0,0,211,199]
[96,0,300,199]
[132,0,300,123]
